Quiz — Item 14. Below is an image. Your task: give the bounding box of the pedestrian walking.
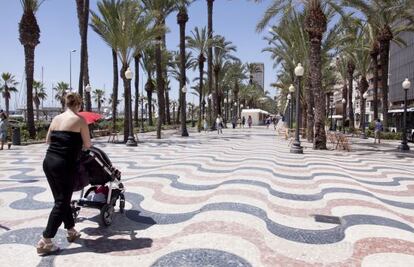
[247,115,253,128]
[0,113,9,150]
[216,115,223,134]
[37,93,92,255]
[232,116,237,129]
[203,118,208,133]
[374,119,383,144]
[242,116,246,128]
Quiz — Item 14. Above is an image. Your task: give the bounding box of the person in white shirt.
[216,115,223,134]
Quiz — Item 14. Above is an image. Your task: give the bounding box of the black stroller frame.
[71,147,125,226]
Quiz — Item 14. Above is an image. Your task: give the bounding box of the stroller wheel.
[100,204,114,226]
[119,194,125,214]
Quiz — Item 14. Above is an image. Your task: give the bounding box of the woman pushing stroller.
[37,93,91,255]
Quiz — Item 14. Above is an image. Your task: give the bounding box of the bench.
[327,132,351,151]
[93,129,110,137]
[107,132,119,143]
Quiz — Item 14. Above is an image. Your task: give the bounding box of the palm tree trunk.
[111,49,118,132]
[347,62,355,131]
[165,89,171,124]
[198,55,205,131]
[360,76,368,130]
[207,0,214,127]
[342,82,347,125]
[371,52,379,120]
[155,37,165,139]
[305,72,314,142]
[178,10,189,137]
[162,19,171,125]
[83,0,91,112]
[379,40,390,128]
[76,0,86,107]
[5,88,10,115]
[24,46,36,138]
[134,55,140,127]
[146,88,153,126]
[214,69,221,116]
[98,97,101,113]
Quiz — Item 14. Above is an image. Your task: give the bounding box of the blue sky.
[0,0,277,111]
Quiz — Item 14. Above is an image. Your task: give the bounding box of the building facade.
[251,63,265,91]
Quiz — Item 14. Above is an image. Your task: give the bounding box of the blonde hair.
[65,92,82,109]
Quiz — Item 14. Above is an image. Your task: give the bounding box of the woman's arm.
[46,120,56,144]
[80,118,92,149]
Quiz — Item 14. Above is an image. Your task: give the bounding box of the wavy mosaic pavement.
[1,127,414,266]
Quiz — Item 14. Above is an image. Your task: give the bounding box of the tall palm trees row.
[258,0,414,150]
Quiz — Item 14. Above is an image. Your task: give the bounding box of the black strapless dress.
[42,131,83,238]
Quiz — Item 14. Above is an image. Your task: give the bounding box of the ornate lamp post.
[361,91,368,139]
[181,85,189,136]
[84,84,92,111]
[287,94,292,128]
[69,49,76,91]
[342,98,346,134]
[125,67,137,146]
[234,102,237,119]
[398,78,411,151]
[290,63,304,154]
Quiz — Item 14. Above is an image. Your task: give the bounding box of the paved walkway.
[0,127,414,266]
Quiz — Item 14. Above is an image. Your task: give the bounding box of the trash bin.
[12,127,21,145]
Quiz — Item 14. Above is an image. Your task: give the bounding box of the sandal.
[36,238,60,255]
[67,228,81,242]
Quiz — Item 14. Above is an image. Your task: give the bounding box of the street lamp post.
[361,92,368,139]
[398,78,411,151]
[181,85,189,136]
[69,49,76,91]
[85,84,92,111]
[125,67,137,146]
[330,104,334,131]
[289,84,295,129]
[290,63,304,154]
[287,94,292,128]
[342,98,346,134]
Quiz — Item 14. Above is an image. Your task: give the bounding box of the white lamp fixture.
[125,67,133,80]
[181,85,187,93]
[402,78,411,90]
[85,84,92,93]
[294,63,304,77]
[342,98,346,104]
[287,94,291,100]
[234,102,237,106]
[289,84,295,93]
[240,104,244,108]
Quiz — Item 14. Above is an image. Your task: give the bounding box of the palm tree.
[213,35,237,118]
[33,80,47,121]
[246,63,262,87]
[177,0,194,137]
[226,61,247,118]
[76,0,91,111]
[343,0,414,128]
[90,0,121,132]
[19,0,43,138]
[207,0,214,126]
[0,73,19,115]
[91,0,153,143]
[142,46,156,126]
[256,0,345,149]
[142,0,176,138]
[54,82,69,111]
[186,26,210,131]
[93,88,106,113]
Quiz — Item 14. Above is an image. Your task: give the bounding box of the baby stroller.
[71,146,125,226]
